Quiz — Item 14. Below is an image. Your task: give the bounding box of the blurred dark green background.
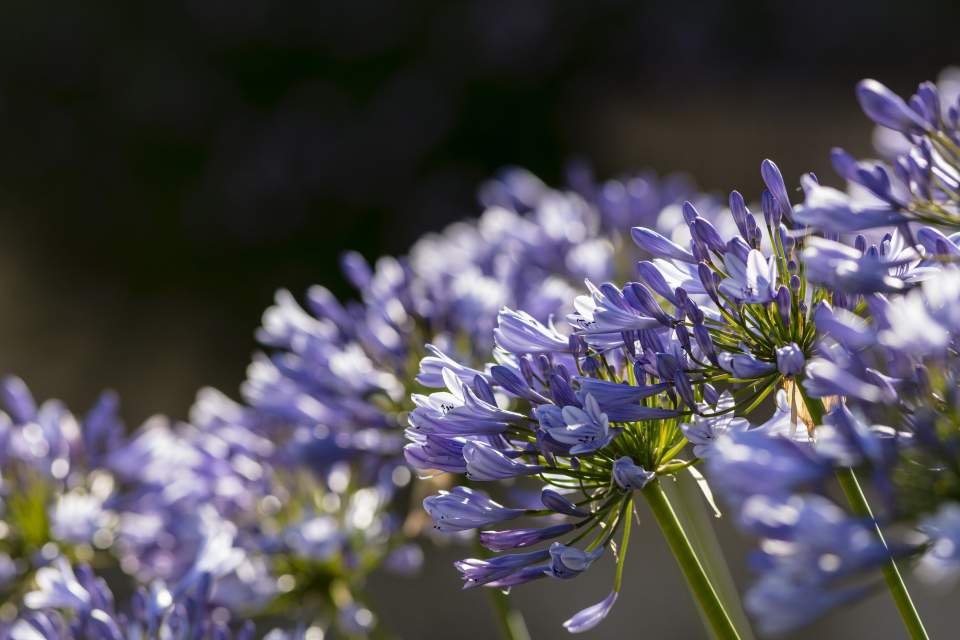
[0,2,958,637]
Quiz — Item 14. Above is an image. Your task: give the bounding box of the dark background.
[1,1,958,637]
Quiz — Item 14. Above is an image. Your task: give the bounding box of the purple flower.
[494,307,571,354]
[569,281,661,335]
[538,395,616,456]
[718,249,777,304]
[455,549,551,588]
[708,430,832,500]
[681,392,749,458]
[463,441,545,481]
[856,79,930,134]
[918,504,960,584]
[480,524,576,552]
[775,343,805,377]
[423,487,524,533]
[802,236,911,293]
[548,543,603,579]
[793,176,908,233]
[562,591,618,634]
[611,457,655,490]
[718,351,776,379]
[631,226,695,262]
[575,377,667,422]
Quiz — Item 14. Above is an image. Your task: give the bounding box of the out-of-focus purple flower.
[681,392,749,458]
[494,307,571,354]
[857,79,930,134]
[918,504,960,584]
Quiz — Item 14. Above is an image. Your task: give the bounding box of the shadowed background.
[0,0,958,637]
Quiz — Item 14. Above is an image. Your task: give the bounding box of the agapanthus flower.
[413,305,742,636]
[794,69,960,232]
[0,377,124,600]
[6,555,316,640]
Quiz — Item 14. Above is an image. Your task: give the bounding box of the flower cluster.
[11,64,960,640]
[413,68,960,639]
[0,167,699,638]
[795,68,960,233]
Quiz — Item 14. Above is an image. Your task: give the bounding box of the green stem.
[642,479,741,640]
[836,468,929,640]
[486,588,532,640]
[664,473,756,640]
[473,539,531,640]
[800,392,929,640]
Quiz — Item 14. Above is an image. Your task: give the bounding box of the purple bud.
[915,81,941,126]
[775,285,791,326]
[340,251,372,290]
[854,234,867,254]
[656,352,680,382]
[631,227,696,263]
[698,262,720,306]
[856,79,929,133]
[702,383,720,406]
[612,457,655,490]
[760,190,779,227]
[636,261,677,304]
[681,201,700,224]
[693,218,726,255]
[693,324,718,366]
[729,190,751,240]
[624,283,672,325]
[542,489,591,518]
[675,324,692,355]
[830,148,858,182]
[674,370,696,408]
[775,343,805,377]
[760,159,793,223]
[480,523,575,552]
[789,274,801,291]
[519,357,536,385]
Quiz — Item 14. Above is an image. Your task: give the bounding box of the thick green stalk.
[663,473,755,640]
[642,479,741,640]
[801,393,929,640]
[486,588,532,640]
[836,468,929,640]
